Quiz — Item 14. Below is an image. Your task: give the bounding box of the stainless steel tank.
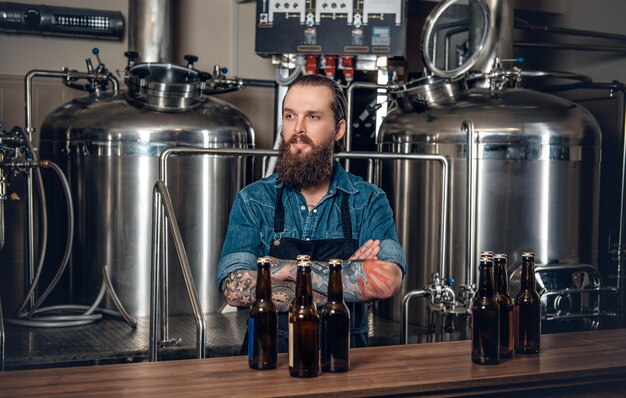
[38,62,254,317]
[375,0,602,327]
[377,83,602,326]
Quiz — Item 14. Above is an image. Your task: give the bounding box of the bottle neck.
[256,264,272,301]
[478,263,496,297]
[495,262,509,295]
[327,267,344,302]
[295,266,313,306]
[520,258,536,291]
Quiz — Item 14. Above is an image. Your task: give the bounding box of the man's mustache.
[286,133,314,146]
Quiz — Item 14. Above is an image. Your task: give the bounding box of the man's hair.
[285,74,347,153]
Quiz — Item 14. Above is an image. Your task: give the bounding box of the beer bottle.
[494,254,514,359]
[515,251,541,354]
[321,259,350,372]
[288,260,320,377]
[471,256,500,365]
[248,257,278,370]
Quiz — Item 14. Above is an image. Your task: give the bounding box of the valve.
[125,51,139,69]
[321,55,337,78]
[304,55,318,75]
[184,54,199,69]
[340,56,355,82]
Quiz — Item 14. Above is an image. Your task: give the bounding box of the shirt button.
[313,209,317,213]
[300,205,306,211]
[305,237,311,241]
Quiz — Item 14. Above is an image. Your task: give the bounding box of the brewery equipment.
[23,52,255,318]
[378,0,606,332]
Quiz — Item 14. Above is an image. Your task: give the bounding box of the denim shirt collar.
[273,161,359,197]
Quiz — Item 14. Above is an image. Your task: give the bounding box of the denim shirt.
[217,162,407,289]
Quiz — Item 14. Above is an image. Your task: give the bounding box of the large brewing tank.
[376,78,602,326]
[38,62,254,317]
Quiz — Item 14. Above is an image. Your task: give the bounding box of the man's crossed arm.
[221,239,402,311]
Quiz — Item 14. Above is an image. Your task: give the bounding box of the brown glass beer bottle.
[515,251,541,354]
[288,260,320,377]
[248,257,278,370]
[471,256,500,365]
[321,259,350,372]
[493,254,514,359]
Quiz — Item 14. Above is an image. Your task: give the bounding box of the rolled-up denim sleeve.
[361,189,407,276]
[217,191,263,289]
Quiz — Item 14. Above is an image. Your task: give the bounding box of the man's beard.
[275,133,335,189]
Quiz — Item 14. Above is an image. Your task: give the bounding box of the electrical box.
[0,2,124,40]
[255,0,405,57]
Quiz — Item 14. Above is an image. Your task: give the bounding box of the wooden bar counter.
[1,329,625,397]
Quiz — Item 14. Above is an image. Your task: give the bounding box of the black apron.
[241,188,369,355]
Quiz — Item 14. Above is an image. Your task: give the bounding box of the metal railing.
[149,147,450,360]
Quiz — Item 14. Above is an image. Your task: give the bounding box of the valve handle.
[184,54,199,68]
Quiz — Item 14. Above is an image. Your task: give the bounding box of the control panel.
[0,2,124,39]
[256,0,405,57]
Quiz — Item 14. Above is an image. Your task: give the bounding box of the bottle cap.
[256,256,272,265]
[296,254,311,262]
[521,251,536,258]
[328,259,343,268]
[298,260,312,268]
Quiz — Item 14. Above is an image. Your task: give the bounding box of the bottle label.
[288,322,293,368]
[248,318,255,361]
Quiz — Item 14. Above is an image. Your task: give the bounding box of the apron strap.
[274,187,285,233]
[340,190,352,239]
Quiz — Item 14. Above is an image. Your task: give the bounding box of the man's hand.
[349,239,380,261]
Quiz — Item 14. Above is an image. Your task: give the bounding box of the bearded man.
[217,74,406,352]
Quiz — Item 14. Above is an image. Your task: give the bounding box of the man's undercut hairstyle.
[286,74,347,153]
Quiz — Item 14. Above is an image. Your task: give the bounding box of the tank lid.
[125,63,202,111]
[421,0,490,79]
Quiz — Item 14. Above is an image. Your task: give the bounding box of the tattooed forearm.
[335,259,403,302]
[221,270,297,312]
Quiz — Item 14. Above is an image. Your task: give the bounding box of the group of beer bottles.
[471,251,541,365]
[247,255,350,377]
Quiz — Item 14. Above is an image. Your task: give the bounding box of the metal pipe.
[129,0,172,63]
[515,42,626,53]
[149,189,162,361]
[150,181,206,361]
[464,119,478,287]
[155,148,450,348]
[159,147,450,278]
[514,22,626,42]
[401,290,429,345]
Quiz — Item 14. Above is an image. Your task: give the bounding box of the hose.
[9,127,135,328]
[13,129,48,316]
[7,265,137,328]
[26,160,73,317]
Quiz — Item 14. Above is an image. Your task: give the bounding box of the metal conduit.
[464,120,478,287]
[151,147,450,359]
[150,181,207,361]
